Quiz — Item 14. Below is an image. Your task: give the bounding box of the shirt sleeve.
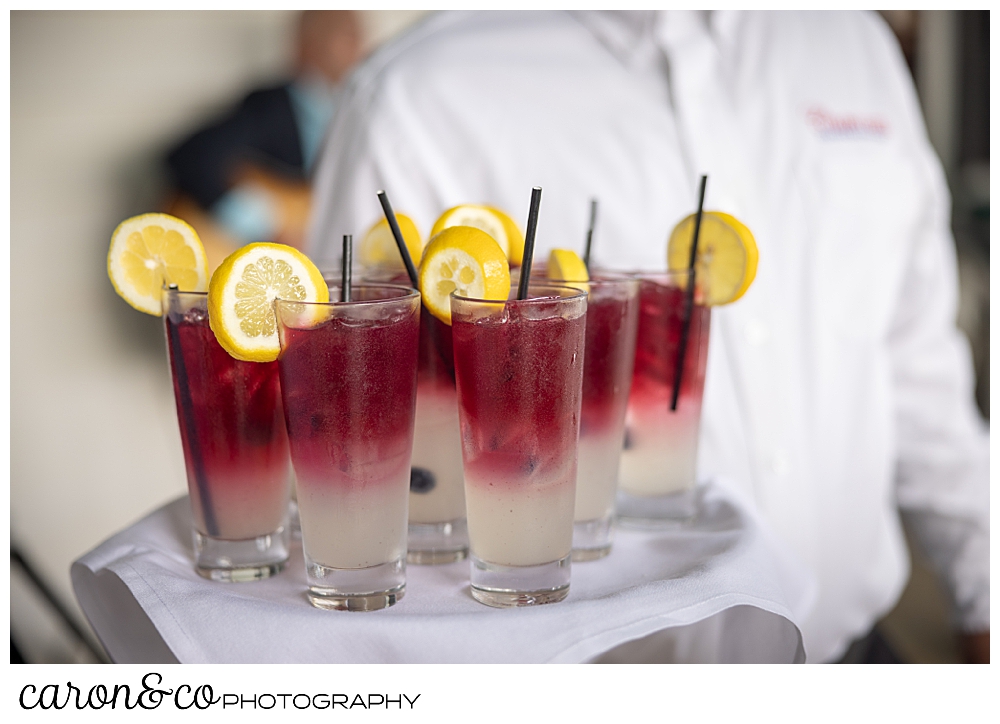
[874,17,990,633]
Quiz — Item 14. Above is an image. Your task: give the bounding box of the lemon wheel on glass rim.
[208,242,328,362]
[418,226,510,324]
[430,204,525,265]
[107,213,209,315]
[667,211,758,305]
[359,213,423,269]
[546,248,589,292]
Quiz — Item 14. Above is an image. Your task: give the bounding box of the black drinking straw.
[670,175,708,412]
[377,190,419,287]
[341,234,352,302]
[583,198,598,271]
[516,187,543,300]
[165,283,219,536]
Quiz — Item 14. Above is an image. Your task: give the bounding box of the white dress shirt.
[308,10,989,662]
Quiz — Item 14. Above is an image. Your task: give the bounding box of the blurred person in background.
[308,10,989,663]
[166,9,363,270]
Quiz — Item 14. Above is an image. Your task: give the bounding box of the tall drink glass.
[408,306,468,563]
[353,270,468,565]
[163,289,292,581]
[546,276,640,559]
[276,284,420,611]
[451,283,587,607]
[617,271,711,525]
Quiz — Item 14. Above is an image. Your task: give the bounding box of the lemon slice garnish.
[546,248,590,292]
[667,211,758,305]
[430,204,511,261]
[107,213,208,316]
[418,226,510,324]
[208,243,328,362]
[483,205,525,265]
[359,213,423,270]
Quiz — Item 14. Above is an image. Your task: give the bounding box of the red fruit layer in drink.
[358,271,455,391]
[165,308,289,540]
[278,310,419,490]
[418,305,455,391]
[580,290,638,436]
[630,281,710,409]
[453,302,586,489]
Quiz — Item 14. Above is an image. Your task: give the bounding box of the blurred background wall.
[9,10,988,663]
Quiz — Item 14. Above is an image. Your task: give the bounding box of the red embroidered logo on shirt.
[806,107,888,139]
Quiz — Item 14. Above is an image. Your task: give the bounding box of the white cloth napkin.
[72,479,815,663]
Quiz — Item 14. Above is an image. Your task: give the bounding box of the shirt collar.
[569,10,660,68]
[571,10,740,65]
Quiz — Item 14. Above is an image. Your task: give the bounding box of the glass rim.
[329,267,412,279]
[615,269,693,280]
[274,282,419,308]
[542,274,640,287]
[451,282,588,306]
[162,286,206,298]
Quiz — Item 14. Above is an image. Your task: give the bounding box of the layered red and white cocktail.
[568,278,639,558]
[276,284,420,611]
[617,272,711,525]
[164,289,292,581]
[451,283,587,606]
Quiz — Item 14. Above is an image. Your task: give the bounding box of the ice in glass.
[276,284,420,611]
[163,289,292,581]
[451,283,587,607]
[617,272,711,525]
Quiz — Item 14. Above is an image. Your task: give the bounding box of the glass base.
[305,555,405,611]
[193,526,290,582]
[615,486,698,529]
[469,554,571,608]
[407,518,468,564]
[571,515,613,561]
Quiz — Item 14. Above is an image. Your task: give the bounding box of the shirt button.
[744,318,769,346]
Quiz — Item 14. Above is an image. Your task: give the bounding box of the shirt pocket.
[798,136,920,342]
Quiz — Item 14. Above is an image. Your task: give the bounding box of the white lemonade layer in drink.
[574,429,625,522]
[190,470,290,541]
[298,472,409,569]
[409,385,466,524]
[618,397,701,496]
[465,462,575,567]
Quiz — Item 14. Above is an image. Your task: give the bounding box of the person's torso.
[318,9,932,662]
